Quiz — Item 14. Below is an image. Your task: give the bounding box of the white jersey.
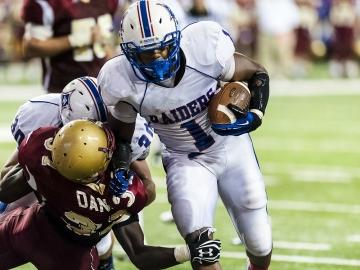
[11,94,62,145]
[11,95,152,162]
[99,21,235,154]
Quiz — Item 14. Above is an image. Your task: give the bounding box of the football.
[208,82,251,124]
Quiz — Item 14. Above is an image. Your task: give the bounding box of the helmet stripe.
[136,3,144,38]
[146,0,154,36]
[80,77,108,122]
[139,0,152,37]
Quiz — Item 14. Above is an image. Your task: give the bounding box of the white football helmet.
[60,76,108,125]
[52,119,115,183]
[120,0,181,82]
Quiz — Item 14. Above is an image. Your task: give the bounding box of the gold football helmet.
[51,119,115,183]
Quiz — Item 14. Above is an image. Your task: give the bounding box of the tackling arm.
[113,221,179,269]
[107,113,136,196]
[113,221,222,268]
[0,163,32,203]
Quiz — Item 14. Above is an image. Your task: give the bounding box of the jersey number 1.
[181,120,215,152]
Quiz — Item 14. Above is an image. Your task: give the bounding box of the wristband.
[174,245,190,263]
[250,109,264,120]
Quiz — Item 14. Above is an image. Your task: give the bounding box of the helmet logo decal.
[61,90,75,112]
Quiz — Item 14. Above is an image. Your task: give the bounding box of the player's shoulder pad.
[98,55,137,106]
[181,21,235,67]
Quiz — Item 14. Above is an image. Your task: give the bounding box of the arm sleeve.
[22,0,54,40]
[24,23,53,40]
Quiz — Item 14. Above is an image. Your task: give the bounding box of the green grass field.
[0,84,359,270]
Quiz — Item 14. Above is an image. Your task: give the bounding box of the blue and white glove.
[109,169,130,196]
[212,105,262,136]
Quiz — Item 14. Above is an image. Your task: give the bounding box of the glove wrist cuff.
[250,109,264,120]
[174,245,190,263]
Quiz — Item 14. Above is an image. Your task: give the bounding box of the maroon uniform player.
[21,0,118,92]
[0,120,221,269]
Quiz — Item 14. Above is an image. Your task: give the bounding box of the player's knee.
[240,179,267,210]
[243,222,272,256]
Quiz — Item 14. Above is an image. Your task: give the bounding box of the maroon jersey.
[18,126,148,245]
[0,204,99,270]
[21,0,118,92]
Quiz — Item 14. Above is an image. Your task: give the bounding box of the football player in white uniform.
[0,76,154,270]
[98,1,272,269]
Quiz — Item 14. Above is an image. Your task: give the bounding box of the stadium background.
[0,0,360,269]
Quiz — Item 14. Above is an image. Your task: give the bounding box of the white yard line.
[0,127,12,142]
[234,239,331,251]
[221,251,360,266]
[0,85,42,101]
[269,200,360,214]
[347,235,360,243]
[262,163,360,181]
[271,79,360,96]
[0,79,359,102]
[291,170,353,183]
[274,241,331,251]
[255,139,360,154]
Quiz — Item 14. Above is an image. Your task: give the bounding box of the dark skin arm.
[0,163,32,203]
[113,221,179,269]
[130,160,156,206]
[23,36,73,58]
[107,112,135,143]
[231,52,267,82]
[230,52,270,116]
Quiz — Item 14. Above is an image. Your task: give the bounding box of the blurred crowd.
[1,0,360,79]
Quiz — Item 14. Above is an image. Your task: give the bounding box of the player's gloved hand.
[109,169,130,196]
[188,229,222,265]
[212,104,262,136]
[0,201,7,214]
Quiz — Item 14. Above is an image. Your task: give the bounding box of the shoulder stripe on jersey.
[29,100,59,106]
[139,0,152,38]
[36,0,55,27]
[79,77,108,122]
